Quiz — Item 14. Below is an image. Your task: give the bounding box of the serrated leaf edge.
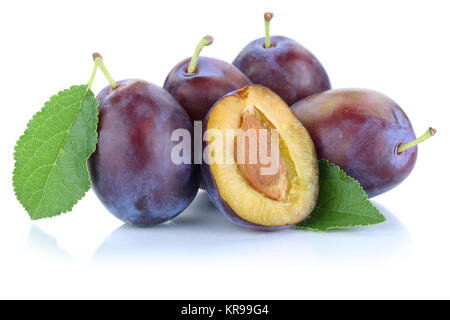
[295,159,386,232]
[12,85,99,219]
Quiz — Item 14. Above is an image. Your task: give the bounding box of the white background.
[0,0,449,299]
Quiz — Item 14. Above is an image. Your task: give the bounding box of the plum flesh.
[233,36,330,106]
[202,85,319,230]
[88,79,199,226]
[291,88,417,197]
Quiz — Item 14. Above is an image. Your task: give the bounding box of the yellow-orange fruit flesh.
[205,85,319,227]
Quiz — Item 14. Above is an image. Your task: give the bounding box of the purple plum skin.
[88,79,200,226]
[200,91,289,231]
[163,56,252,121]
[232,36,331,106]
[164,57,251,190]
[291,88,417,198]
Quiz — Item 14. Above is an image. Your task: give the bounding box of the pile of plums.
[88,13,434,229]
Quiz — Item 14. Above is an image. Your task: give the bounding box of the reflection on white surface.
[18,191,414,299]
[91,191,411,266]
[26,224,73,263]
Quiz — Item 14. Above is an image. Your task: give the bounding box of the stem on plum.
[92,53,118,89]
[397,127,437,154]
[187,36,214,74]
[264,12,274,48]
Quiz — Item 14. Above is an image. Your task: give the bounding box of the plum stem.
[87,63,98,90]
[92,53,118,89]
[264,12,274,48]
[397,127,437,153]
[187,36,213,74]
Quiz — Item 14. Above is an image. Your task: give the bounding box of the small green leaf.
[296,159,386,232]
[13,85,98,220]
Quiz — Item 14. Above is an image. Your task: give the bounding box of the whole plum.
[164,36,251,122]
[88,79,199,226]
[232,13,330,105]
[291,88,435,197]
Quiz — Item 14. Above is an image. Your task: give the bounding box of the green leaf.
[296,159,386,232]
[13,85,98,220]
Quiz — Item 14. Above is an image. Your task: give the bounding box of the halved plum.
[201,85,319,230]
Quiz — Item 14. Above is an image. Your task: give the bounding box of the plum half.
[232,13,330,106]
[291,88,435,197]
[164,36,251,122]
[88,79,200,226]
[202,84,319,230]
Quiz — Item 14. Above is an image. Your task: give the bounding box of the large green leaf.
[296,160,386,232]
[13,85,98,219]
